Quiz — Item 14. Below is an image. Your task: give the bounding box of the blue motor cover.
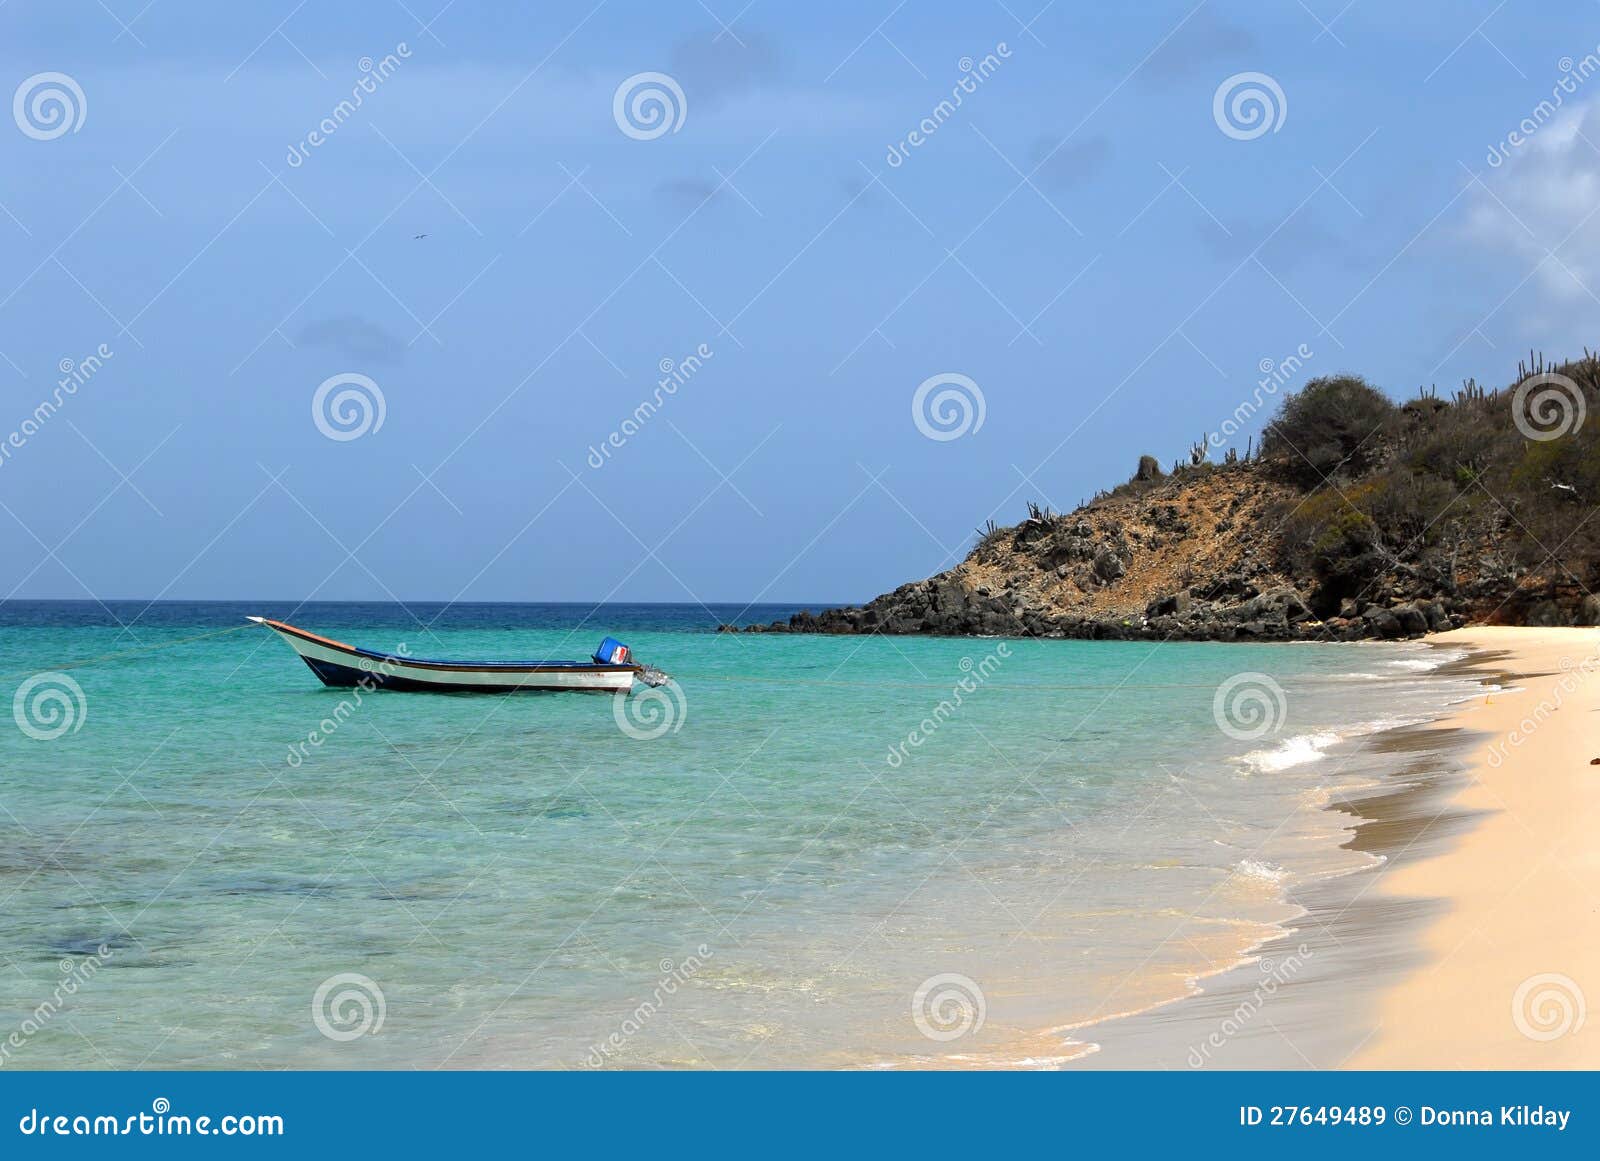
[594,637,632,665]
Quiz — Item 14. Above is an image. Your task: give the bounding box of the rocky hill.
[731,353,1600,641]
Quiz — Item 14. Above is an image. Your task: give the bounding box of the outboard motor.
[594,636,668,686]
[594,637,632,665]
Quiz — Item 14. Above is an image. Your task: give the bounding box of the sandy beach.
[1063,626,1598,1070]
[1348,627,1599,1067]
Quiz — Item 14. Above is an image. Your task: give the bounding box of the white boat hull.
[250,618,639,693]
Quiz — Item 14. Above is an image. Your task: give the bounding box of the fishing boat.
[247,617,668,693]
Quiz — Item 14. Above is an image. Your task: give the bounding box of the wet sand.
[1065,720,1482,1067]
[1068,628,1596,1069]
[1348,628,1599,1067]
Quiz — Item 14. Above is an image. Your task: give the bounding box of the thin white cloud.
[1466,96,1600,305]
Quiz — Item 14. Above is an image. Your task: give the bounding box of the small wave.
[1351,713,1429,734]
[1234,858,1289,884]
[1386,648,1467,672]
[1239,730,1341,772]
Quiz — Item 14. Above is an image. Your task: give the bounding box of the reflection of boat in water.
[248,617,668,693]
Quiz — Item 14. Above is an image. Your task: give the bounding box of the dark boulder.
[1092,547,1127,583]
[1237,586,1313,626]
[1145,592,1192,618]
[1525,600,1569,627]
[1192,571,1257,603]
[1391,604,1429,637]
[1361,606,1403,639]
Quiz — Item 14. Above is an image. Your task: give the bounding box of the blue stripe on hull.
[297,655,620,694]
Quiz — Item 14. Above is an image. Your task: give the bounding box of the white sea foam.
[1351,713,1429,734]
[1240,730,1342,772]
[1234,858,1289,883]
[1386,648,1467,672]
[1238,705,1468,773]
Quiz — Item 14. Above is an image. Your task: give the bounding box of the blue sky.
[1,0,1596,604]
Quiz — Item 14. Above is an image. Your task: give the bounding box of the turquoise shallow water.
[0,602,1481,1068]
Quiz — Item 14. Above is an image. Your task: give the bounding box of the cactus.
[1455,377,1487,407]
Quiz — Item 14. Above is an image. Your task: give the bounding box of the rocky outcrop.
[731,582,1458,642]
[719,459,1534,642]
[730,352,1600,641]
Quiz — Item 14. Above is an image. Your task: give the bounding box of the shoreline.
[1060,697,1483,1068]
[878,638,1493,1071]
[1055,628,1596,1069]
[1347,627,1598,1067]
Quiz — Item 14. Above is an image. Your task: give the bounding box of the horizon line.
[0,597,852,607]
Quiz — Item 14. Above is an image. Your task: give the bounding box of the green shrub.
[1262,375,1397,487]
[1275,474,1456,613]
[1360,470,1458,547]
[1405,407,1498,487]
